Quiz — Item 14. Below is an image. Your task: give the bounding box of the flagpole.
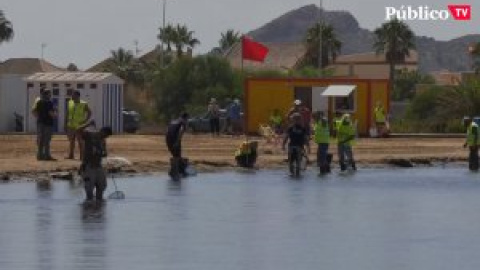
[241,36,248,143]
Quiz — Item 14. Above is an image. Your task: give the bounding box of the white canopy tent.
[321,85,357,97]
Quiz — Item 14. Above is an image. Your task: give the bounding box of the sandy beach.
[0,134,470,180]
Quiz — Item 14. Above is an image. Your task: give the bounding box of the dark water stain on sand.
[1,168,480,270]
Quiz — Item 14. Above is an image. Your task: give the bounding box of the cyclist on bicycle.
[282,113,309,176]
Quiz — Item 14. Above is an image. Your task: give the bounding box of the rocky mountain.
[248,5,478,73]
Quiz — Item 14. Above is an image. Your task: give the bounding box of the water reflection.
[36,183,54,270]
[76,202,107,270]
[1,169,480,270]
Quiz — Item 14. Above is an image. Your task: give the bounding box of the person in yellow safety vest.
[332,111,343,138]
[463,116,479,171]
[313,112,331,174]
[270,109,284,146]
[374,101,388,137]
[66,90,92,160]
[337,114,356,171]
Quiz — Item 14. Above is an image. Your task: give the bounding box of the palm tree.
[67,63,79,71]
[158,24,176,52]
[219,29,241,52]
[373,18,416,95]
[304,23,342,68]
[0,10,14,44]
[172,24,200,57]
[108,48,136,80]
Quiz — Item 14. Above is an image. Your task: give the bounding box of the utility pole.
[318,0,323,74]
[160,0,167,67]
[41,43,47,60]
[134,40,140,57]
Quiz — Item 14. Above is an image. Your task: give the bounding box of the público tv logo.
[385,5,471,21]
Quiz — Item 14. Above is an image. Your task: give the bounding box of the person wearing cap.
[32,89,57,161]
[337,113,356,171]
[287,99,312,148]
[282,112,309,176]
[463,116,479,171]
[207,98,221,136]
[65,90,92,160]
[313,111,331,174]
[373,101,388,137]
[166,113,190,179]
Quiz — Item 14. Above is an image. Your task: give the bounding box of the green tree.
[67,63,79,71]
[107,48,136,80]
[172,24,200,57]
[304,23,342,68]
[373,18,416,97]
[154,55,235,121]
[469,42,480,74]
[158,24,176,52]
[393,69,435,101]
[219,29,241,52]
[436,79,480,119]
[0,10,14,44]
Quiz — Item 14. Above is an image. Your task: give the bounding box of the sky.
[0,0,478,69]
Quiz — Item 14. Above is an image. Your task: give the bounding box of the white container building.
[24,72,124,133]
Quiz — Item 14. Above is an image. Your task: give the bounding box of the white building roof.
[25,72,123,83]
[322,85,357,97]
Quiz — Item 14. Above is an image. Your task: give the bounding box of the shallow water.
[1,168,480,270]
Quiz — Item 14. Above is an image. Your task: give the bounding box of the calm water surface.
[1,168,480,270]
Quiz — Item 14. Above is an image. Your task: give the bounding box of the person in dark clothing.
[80,126,113,201]
[463,116,479,171]
[282,113,309,176]
[166,113,189,179]
[32,90,57,161]
[207,98,220,136]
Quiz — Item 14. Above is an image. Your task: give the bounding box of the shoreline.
[0,134,471,181]
[0,157,468,182]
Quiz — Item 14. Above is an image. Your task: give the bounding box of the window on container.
[90,83,97,89]
[77,83,85,89]
[334,91,356,113]
[52,88,60,96]
[66,89,73,96]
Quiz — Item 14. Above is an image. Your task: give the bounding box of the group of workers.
[32,88,113,201]
[279,99,357,175]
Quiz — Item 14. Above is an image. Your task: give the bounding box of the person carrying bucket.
[463,116,479,171]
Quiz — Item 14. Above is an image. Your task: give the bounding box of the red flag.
[242,36,269,62]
